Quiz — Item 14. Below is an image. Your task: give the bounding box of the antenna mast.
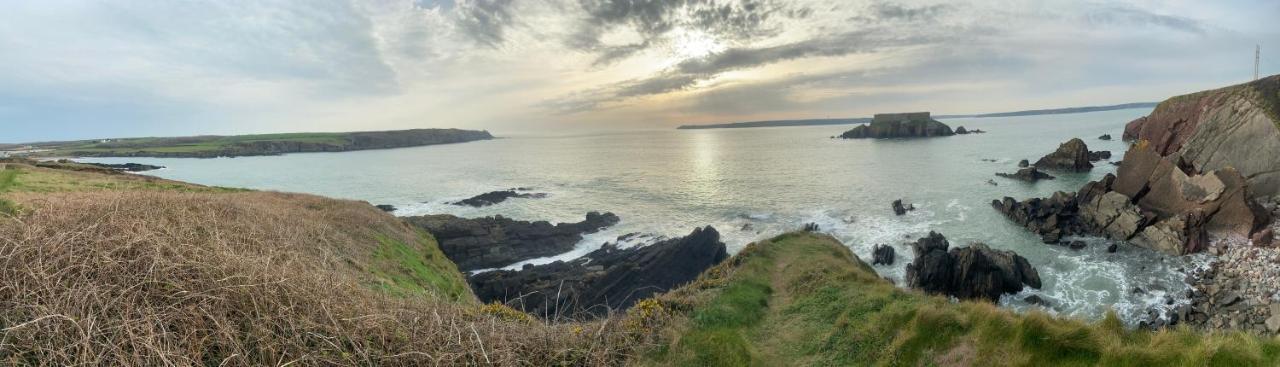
[1256,45,1261,81]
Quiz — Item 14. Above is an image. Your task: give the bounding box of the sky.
[1,0,1278,142]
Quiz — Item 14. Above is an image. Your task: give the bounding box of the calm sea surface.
[81,108,1205,324]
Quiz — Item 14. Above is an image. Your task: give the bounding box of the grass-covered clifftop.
[637,232,1280,366]
[22,128,493,158]
[5,164,1280,365]
[0,163,641,365]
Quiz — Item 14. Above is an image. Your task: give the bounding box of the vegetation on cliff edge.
[637,232,1280,366]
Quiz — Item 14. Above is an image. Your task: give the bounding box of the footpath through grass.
[638,232,1280,367]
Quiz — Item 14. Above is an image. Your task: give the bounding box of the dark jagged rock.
[468,226,728,319]
[1107,243,1119,253]
[802,222,820,232]
[1067,241,1087,250]
[1088,150,1112,161]
[1024,295,1051,307]
[872,244,895,265]
[1099,134,1112,140]
[839,112,954,139]
[892,199,915,216]
[451,188,549,207]
[955,126,969,134]
[405,211,620,271]
[1034,138,1093,172]
[995,167,1055,182]
[78,162,164,172]
[905,232,1042,302]
[374,204,396,212]
[1018,159,1030,168]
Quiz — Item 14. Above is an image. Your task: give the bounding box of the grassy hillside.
[638,232,1280,366]
[23,128,493,158]
[0,164,642,365]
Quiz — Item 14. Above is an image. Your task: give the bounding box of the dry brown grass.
[0,190,643,366]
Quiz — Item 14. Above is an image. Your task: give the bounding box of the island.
[839,112,954,139]
[13,128,494,158]
[675,102,1158,130]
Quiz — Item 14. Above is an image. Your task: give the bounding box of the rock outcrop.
[1018,159,1030,168]
[78,162,164,172]
[1034,138,1093,172]
[1088,151,1112,161]
[892,199,915,216]
[451,188,548,207]
[996,167,1055,182]
[905,232,1042,302]
[405,211,620,271]
[1099,134,1112,141]
[993,144,1271,255]
[468,227,728,319]
[1123,75,1280,198]
[872,244,895,265]
[374,204,396,212]
[840,112,954,139]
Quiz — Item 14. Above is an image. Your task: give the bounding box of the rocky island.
[839,112,954,139]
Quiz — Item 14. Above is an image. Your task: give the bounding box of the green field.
[23,128,493,158]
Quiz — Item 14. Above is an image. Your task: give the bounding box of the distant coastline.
[675,102,1158,130]
[9,128,494,159]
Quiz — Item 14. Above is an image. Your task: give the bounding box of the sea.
[79,108,1207,325]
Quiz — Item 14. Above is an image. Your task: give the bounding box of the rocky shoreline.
[404,212,619,271]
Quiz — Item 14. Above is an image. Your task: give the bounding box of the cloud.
[569,0,809,65]
[452,0,518,46]
[545,27,944,112]
[1082,5,1205,34]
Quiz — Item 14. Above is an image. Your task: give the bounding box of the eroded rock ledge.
[405,211,619,271]
[469,226,728,319]
[993,143,1270,255]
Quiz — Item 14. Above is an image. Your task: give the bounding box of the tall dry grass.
[0,190,642,366]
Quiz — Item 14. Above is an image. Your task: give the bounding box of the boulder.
[1078,191,1147,240]
[995,167,1055,182]
[1018,159,1030,168]
[840,112,954,139]
[1099,134,1112,141]
[1088,151,1112,161]
[1131,210,1209,255]
[892,199,915,216]
[872,244,895,265]
[905,232,1042,302]
[468,226,728,319]
[1252,228,1274,247]
[956,126,969,134]
[374,204,396,212]
[405,211,620,271]
[1034,138,1093,172]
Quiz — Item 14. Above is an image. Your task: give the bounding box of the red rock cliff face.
[1121,75,1280,198]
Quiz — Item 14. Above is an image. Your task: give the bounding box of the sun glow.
[670,29,725,60]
